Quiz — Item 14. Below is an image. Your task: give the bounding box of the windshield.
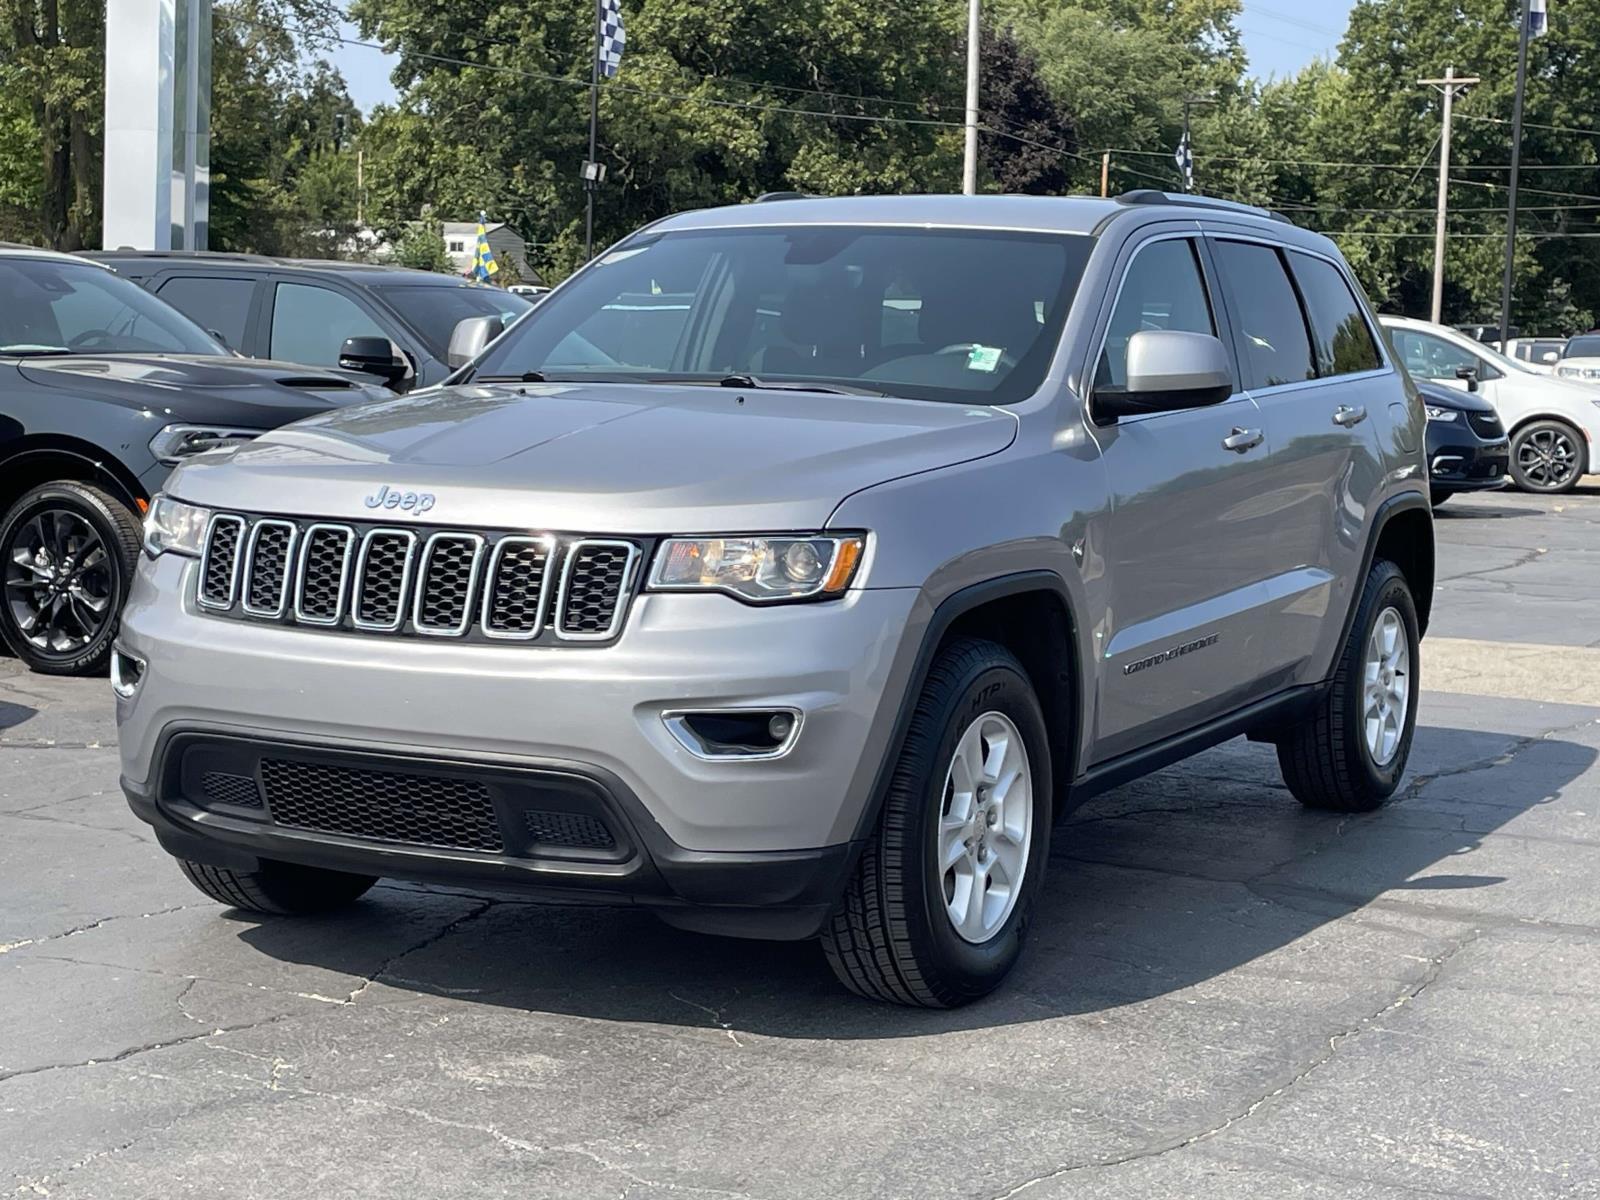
[0,257,224,356]
[470,226,1094,404]
[1564,335,1600,359]
[373,283,534,356]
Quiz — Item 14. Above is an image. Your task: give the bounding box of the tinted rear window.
[1288,251,1381,377]
[1212,241,1315,389]
[1564,335,1600,358]
[373,284,533,355]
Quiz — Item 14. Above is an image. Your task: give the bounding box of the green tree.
[392,220,450,271]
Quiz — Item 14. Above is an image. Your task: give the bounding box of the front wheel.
[1277,559,1419,812]
[822,638,1052,1007]
[1509,419,1586,493]
[0,481,143,675]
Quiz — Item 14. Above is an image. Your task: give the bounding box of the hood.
[1415,381,1495,414]
[18,354,382,427]
[167,381,1018,532]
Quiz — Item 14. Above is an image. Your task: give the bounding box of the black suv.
[84,251,533,392]
[0,246,383,676]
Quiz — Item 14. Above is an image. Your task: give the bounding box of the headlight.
[148,423,263,465]
[1424,406,1459,422]
[142,494,212,559]
[648,534,865,602]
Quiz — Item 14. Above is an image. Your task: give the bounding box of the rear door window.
[1212,240,1316,390]
[1287,252,1381,377]
[155,275,256,351]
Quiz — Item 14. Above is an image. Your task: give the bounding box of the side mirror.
[339,336,409,385]
[1094,330,1233,421]
[447,315,505,369]
[1454,365,1480,392]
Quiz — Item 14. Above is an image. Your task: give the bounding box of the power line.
[1104,146,1599,172]
[1457,112,1600,138]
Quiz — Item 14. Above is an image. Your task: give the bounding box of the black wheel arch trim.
[1340,489,1433,650]
[0,439,149,515]
[846,569,1084,846]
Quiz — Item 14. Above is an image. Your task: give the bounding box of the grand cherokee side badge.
[1123,633,1219,676]
[364,485,436,515]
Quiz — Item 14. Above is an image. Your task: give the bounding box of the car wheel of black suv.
[1509,418,1586,494]
[178,857,379,915]
[0,482,143,676]
[822,637,1052,1007]
[1277,559,1420,813]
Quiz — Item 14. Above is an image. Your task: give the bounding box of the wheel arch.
[0,438,148,519]
[852,572,1086,840]
[1363,491,1434,641]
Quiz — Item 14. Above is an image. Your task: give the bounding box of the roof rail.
[1114,189,1289,224]
[92,248,281,262]
[752,191,813,203]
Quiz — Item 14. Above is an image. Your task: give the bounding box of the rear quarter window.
[1287,252,1382,377]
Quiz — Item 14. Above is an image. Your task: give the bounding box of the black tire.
[1277,559,1419,812]
[821,637,1052,1007]
[1509,418,1586,494]
[1429,490,1451,507]
[0,481,142,675]
[177,857,378,915]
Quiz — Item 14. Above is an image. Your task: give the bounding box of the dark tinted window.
[1213,240,1315,389]
[156,275,255,350]
[472,226,1093,404]
[0,258,223,356]
[1564,335,1600,359]
[371,284,532,356]
[269,282,385,366]
[1288,252,1380,376]
[1096,238,1215,390]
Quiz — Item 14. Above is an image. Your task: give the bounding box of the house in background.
[442,220,539,284]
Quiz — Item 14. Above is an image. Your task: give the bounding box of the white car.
[1382,315,1600,493]
[1553,333,1600,387]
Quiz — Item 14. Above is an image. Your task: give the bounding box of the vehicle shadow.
[235,721,1594,1037]
[0,698,37,732]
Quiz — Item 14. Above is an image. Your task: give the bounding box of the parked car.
[0,245,384,675]
[1501,336,1566,372]
[1417,379,1509,504]
[1553,333,1600,385]
[1381,315,1599,493]
[118,191,1433,1005]
[83,251,534,392]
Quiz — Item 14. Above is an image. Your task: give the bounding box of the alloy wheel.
[937,711,1033,944]
[1515,426,1579,490]
[3,507,115,656]
[1363,606,1411,767]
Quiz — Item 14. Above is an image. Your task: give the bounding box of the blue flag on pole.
[599,0,625,77]
[473,212,499,282]
[1529,0,1547,36]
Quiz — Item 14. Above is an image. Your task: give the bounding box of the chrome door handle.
[1222,427,1264,453]
[1333,405,1368,427]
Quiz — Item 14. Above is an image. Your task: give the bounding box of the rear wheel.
[0,482,142,675]
[177,857,378,915]
[1277,560,1419,812]
[1509,419,1585,493]
[822,638,1052,1007]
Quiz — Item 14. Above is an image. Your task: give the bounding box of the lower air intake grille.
[260,758,504,852]
[201,771,263,809]
[523,810,616,850]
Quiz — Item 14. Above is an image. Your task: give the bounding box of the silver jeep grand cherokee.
[116,192,1432,1006]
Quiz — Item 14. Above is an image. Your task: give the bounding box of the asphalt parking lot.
[4,486,1600,1199]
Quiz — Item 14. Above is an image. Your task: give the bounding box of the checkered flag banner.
[599,0,625,78]
[1174,132,1194,191]
[1529,0,1547,36]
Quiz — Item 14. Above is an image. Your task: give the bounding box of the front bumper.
[1426,425,1510,494]
[116,555,924,936]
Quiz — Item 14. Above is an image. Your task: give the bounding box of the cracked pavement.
[4,486,1600,1198]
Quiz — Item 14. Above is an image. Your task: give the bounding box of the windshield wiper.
[652,373,888,397]
[474,370,550,383]
[2,346,70,357]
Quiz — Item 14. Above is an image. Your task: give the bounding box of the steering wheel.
[67,330,121,352]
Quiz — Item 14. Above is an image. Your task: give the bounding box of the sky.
[330,1,1360,116]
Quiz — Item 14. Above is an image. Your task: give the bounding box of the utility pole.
[1498,1,1535,348]
[584,0,603,259]
[1418,66,1478,325]
[962,0,980,195]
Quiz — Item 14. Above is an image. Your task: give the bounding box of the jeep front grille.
[198,513,641,644]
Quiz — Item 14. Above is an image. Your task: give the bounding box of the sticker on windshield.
[967,345,1003,373]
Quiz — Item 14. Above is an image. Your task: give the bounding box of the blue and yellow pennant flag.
[472,213,499,281]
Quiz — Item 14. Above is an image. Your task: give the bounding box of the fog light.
[110,647,146,699]
[663,708,803,760]
[767,712,795,742]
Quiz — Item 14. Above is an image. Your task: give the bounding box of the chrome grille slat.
[241,519,298,618]
[412,532,485,636]
[481,535,555,640]
[293,524,355,625]
[555,540,639,641]
[195,514,638,643]
[352,528,418,631]
[198,515,246,609]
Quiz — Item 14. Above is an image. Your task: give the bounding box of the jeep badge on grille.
[364,485,436,515]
